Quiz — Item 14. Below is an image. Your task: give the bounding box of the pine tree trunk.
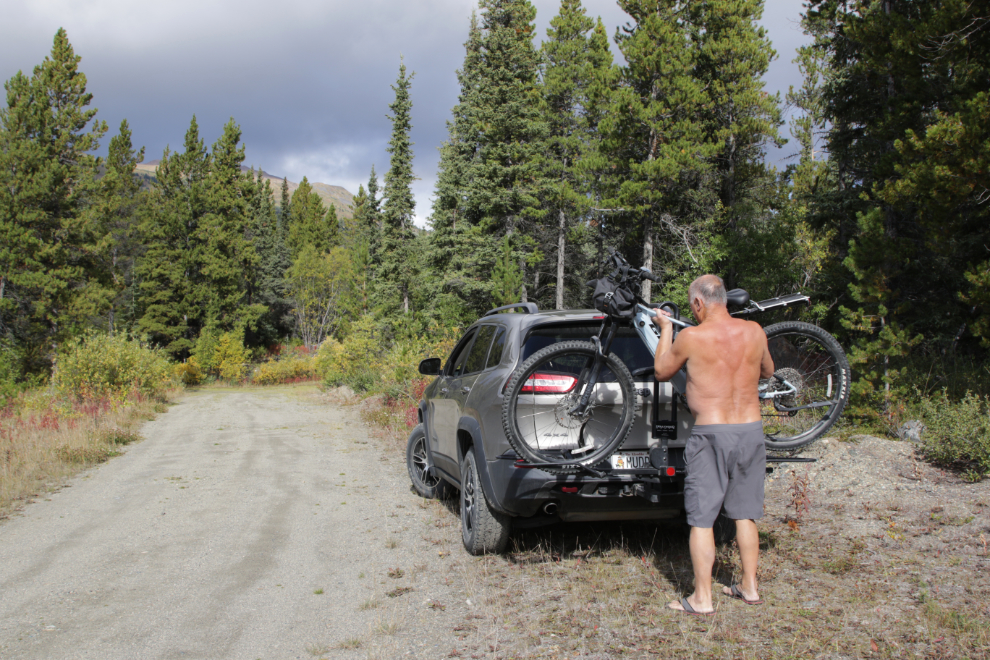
[556,209,566,310]
[403,286,409,315]
[641,214,654,302]
[520,256,528,303]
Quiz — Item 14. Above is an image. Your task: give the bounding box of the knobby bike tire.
[501,341,636,474]
[761,321,851,450]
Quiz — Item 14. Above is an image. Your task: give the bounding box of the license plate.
[609,451,651,470]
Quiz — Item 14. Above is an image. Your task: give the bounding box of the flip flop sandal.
[672,597,715,617]
[727,584,764,605]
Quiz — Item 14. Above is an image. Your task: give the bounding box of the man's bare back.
[652,281,774,425]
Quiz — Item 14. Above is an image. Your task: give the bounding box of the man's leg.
[669,526,715,613]
[727,519,760,602]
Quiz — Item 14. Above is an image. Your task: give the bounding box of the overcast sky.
[0,0,809,225]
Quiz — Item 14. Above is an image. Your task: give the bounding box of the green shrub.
[192,330,248,382]
[918,390,990,481]
[315,316,382,391]
[174,357,203,385]
[215,333,248,381]
[253,356,316,385]
[192,329,221,376]
[52,333,174,401]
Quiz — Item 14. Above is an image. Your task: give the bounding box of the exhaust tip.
[543,502,559,515]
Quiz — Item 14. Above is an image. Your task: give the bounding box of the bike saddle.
[726,288,750,307]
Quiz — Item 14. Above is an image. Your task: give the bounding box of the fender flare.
[456,415,512,517]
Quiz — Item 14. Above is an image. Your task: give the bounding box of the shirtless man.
[653,274,775,616]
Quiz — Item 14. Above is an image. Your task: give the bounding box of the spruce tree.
[595,0,713,301]
[806,0,990,370]
[197,119,263,331]
[248,173,292,345]
[287,177,337,258]
[690,0,782,229]
[0,28,107,366]
[376,61,417,315]
[136,116,211,356]
[90,119,146,335]
[538,0,610,309]
[364,166,382,270]
[428,1,547,314]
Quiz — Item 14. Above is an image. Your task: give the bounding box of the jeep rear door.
[433,325,499,469]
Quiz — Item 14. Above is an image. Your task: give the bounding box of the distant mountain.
[134,161,355,219]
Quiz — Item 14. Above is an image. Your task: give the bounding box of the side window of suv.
[462,325,497,375]
[448,329,477,377]
[485,326,507,369]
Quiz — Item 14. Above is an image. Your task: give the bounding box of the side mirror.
[418,358,442,376]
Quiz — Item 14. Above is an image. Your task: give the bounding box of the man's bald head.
[689,274,727,308]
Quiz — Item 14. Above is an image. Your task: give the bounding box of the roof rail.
[483,302,539,317]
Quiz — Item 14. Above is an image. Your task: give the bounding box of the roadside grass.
[435,516,989,659]
[0,388,180,519]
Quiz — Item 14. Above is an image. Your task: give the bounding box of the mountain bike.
[500,250,850,474]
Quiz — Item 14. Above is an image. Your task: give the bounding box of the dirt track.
[0,387,474,660]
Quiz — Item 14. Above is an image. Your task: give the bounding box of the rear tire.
[761,322,850,451]
[501,340,636,473]
[460,449,510,555]
[406,425,449,499]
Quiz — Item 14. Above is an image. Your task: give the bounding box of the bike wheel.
[761,321,850,450]
[501,340,636,473]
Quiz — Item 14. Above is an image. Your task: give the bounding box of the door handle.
[440,388,449,395]
[461,386,472,394]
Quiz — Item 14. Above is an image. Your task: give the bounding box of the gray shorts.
[683,421,766,528]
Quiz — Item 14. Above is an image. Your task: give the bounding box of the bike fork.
[568,322,618,416]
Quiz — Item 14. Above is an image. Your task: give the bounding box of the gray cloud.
[1,0,809,225]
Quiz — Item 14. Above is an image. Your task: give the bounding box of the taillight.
[519,373,577,394]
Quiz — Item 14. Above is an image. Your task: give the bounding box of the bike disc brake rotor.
[543,392,587,451]
[772,367,804,408]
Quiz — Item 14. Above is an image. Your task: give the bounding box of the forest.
[1,0,988,441]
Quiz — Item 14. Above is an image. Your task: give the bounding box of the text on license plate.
[610,451,650,470]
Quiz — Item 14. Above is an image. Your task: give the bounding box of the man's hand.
[652,308,672,331]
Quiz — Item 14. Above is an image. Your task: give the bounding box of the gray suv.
[407,303,708,555]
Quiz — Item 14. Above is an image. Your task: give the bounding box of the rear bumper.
[489,450,686,521]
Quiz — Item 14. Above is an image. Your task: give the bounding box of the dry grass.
[0,389,179,518]
[432,516,989,659]
[428,471,990,660]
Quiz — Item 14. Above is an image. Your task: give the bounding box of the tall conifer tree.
[287,177,337,258]
[0,28,107,366]
[538,0,611,309]
[377,62,417,315]
[595,0,713,301]
[90,119,145,335]
[136,116,211,356]
[429,0,547,313]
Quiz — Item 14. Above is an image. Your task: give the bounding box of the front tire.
[406,425,449,499]
[761,322,851,451]
[460,449,510,555]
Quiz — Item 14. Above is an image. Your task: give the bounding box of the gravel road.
[0,387,476,660]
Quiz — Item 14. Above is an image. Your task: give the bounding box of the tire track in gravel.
[0,386,482,660]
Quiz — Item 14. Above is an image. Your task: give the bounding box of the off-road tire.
[460,449,510,555]
[501,341,636,474]
[406,425,449,499]
[762,321,851,450]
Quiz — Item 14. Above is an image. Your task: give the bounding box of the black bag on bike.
[588,276,636,319]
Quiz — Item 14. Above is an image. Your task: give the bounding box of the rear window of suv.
[522,323,655,380]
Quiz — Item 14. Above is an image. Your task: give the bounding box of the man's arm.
[653,315,690,381]
[759,330,775,379]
